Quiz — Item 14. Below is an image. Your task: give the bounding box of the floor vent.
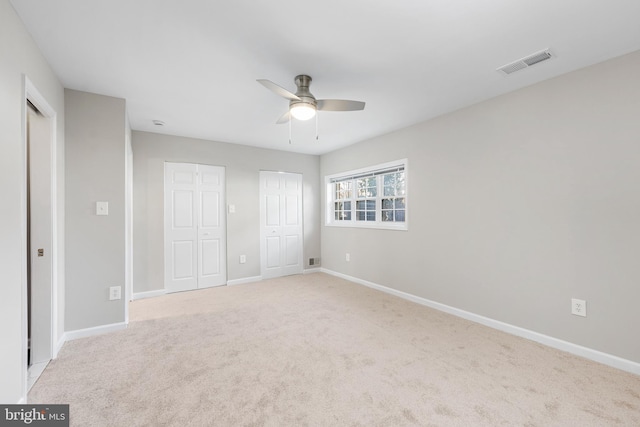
[497,49,553,75]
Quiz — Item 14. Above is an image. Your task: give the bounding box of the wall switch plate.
[109,286,121,301]
[228,204,236,213]
[571,298,586,317]
[239,254,246,264]
[345,253,350,262]
[96,201,109,216]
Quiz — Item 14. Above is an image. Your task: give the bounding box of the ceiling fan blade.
[276,110,291,124]
[316,99,365,111]
[257,79,301,101]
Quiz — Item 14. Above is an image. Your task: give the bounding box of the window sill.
[325,221,408,231]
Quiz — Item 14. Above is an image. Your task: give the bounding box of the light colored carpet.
[29,273,640,426]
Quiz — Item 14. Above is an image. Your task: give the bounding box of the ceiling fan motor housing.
[291,74,317,109]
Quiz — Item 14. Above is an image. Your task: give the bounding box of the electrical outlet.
[571,298,586,317]
[109,286,121,301]
[239,254,246,264]
[345,253,350,262]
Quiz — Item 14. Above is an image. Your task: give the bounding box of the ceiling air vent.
[497,49,553,75]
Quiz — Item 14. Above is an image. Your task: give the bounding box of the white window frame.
[325,159,408,231]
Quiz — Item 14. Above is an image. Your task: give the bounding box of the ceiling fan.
[257,75,365,124]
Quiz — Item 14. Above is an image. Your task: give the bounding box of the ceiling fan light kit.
[290,103,316,120]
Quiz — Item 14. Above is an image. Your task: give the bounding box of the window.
[334,180,352,221]
[326,160,408,230]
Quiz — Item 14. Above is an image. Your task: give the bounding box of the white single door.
[260,171,303,279]
[28,106,52,365]
[165,163,226,293]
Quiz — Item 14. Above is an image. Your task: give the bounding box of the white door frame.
[125,132,133,322]
[22,76,57,397]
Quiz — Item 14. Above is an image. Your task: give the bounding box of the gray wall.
[0,0,66,402]
[321,50,640,363]
[65,89,126,330]
[132,131,321,293]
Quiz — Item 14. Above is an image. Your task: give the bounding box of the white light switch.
[96,201,109,216]
[228,204,236,214]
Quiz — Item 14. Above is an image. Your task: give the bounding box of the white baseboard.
[303,268,322,275]
[320,268,640,376]
[64,322,127,342]
[132,289,167,300]
[227,276,262,286]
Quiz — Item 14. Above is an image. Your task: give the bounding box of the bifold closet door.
[164,162,226,292]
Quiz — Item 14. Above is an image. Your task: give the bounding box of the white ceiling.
[11,0,640,155]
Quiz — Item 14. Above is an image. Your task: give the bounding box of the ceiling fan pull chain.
[289,115,292,144]
[316,113,319,141]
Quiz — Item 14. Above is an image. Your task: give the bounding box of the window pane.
[395,210,405,222]
[356,179,366,197]
[335,202,342,210]
[357,177,376,199]
[396,173,406,195]
[344,211,351,220]
[395,198,405,209]
[382,199,393,209]
[358,200,375,213]
[357,210,375,221]
[382,210,393,221]
[336,181,352,199]
[344,201,351,210]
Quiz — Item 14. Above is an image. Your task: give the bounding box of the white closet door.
[165,163,226,293]
[197,165,226,288]
[260,171,303,279]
